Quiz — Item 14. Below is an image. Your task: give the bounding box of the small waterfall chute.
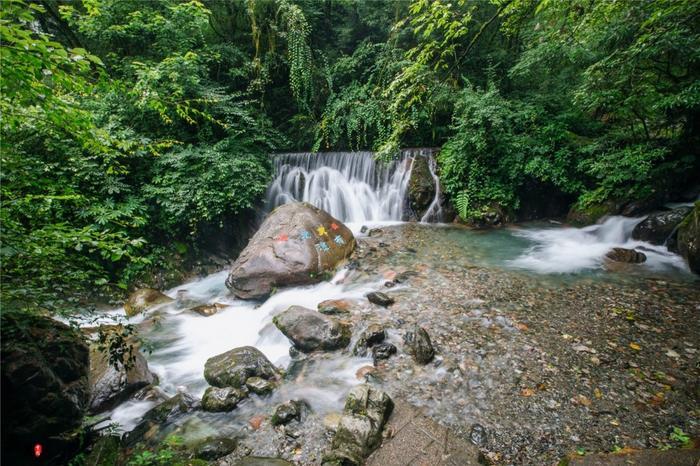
[266,150,442,223]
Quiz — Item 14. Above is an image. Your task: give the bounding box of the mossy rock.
[677,201,700,273]
[567,201,618,226]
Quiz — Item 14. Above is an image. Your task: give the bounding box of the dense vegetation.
[2,0,699,313]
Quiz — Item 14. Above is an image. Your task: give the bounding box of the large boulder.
[273,305,351,352]
[1,312,89,463]
[631,206,692,245]
[225,203,355,299]
[124,288,173,317]
[677,201,700,273]
[88,343,156,413]
[324,384,394,465]
[204,346,277,389]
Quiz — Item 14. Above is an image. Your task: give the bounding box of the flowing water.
[94,152,695,451]
[265,149,438,223]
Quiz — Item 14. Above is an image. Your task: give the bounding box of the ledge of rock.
[226,202,355,300]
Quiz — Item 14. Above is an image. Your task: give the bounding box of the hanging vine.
[277,0,313,110]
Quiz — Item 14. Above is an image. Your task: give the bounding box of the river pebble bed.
[105,221,699,465]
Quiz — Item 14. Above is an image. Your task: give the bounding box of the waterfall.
[419,154,444,223]
[266,149,441,223]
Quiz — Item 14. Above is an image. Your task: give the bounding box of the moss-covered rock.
[202,386,247,412]
[204,346,277,388]
[567,201,618,226]
[677,201,700,273]
[273,306,351,352]
[124,288,173,317]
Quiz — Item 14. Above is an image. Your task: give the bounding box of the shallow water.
[98,216,695,441]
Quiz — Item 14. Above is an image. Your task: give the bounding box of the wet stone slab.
[367,402,482,466]
[566,448,700,466]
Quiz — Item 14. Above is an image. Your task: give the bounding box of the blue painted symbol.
[334,235,345,245]
[299,230,312,240]
[315,241,330,252]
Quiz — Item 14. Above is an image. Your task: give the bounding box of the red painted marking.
[330,222,339,230]
[34,443,42,458]
[277,233,289,242]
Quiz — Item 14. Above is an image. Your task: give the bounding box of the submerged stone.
[605,247,647,263]
[194,437,238,461]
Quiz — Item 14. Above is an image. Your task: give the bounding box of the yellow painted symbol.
[316,225,327,236]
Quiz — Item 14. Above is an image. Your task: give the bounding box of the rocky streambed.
[77,218,698,465]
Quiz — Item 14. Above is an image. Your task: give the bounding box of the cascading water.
[419,154,443,223]
[265,149,441,223]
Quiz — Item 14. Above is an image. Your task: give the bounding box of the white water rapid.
[509,215,689,274]
[266,149,440,223]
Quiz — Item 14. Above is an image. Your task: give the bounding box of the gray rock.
[245,376,274,395]
[124,288,173,317]
[324,384,394,465]
[226,203,355,299]
[366,292,394,307]
[403,325,435,364]
[194,436,238,460]
[273,306,351,352]
[202,386,247,412]
[352,324,386,356]
[407,155,437,220]
[368,228,384,237]
[372,343,397,364]
[88,344,156,413]
[605,247,647,263]
[271,400,305,426]
[631,207,692,245]
[204,346,277,388]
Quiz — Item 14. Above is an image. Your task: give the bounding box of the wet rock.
[124,288,173,317]
[124,392,198,447]
[393,271,417,283]
[360,225,369,234]
[366,291,394,307]
[567,201,619,226]
[368,228,384,237]
[318,299,351,315]
[677,201,699,273]
[469,424,487,447]
[372,343,397,364]
[226,203,355,299]
[202,386,247,412]
[195,437,238,460]
[631,207,692,245]
[403,324,435,364]
[233,458,294,466]
[324,384,394,465]
[271,400,305,426]
[273,305,351,352]
[246,376,274,395]
[1,312,89,461]
[352,324,386,356]
[88,343,156,413]
[605,247,647,263]
[191,302,228,317]
[204,346,277,389]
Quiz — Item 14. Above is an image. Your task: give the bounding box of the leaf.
[629,342,641,351]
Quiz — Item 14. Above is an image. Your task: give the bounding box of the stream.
[88,152,698,464]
